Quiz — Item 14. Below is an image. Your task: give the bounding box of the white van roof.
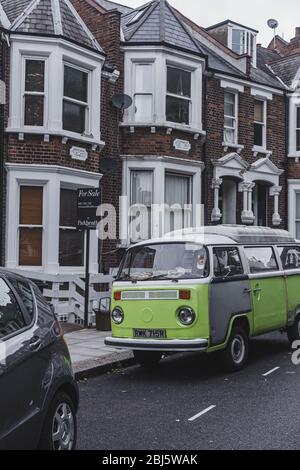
[134,226,296,247]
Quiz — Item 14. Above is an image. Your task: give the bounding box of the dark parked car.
[0,269,78,450]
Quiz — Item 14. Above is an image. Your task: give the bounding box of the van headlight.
[177,307,196,326]
[111,307,124,325]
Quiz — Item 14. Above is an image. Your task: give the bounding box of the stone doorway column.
[211,178,222,222]
[270,185,282,226]
[239,182,255,224]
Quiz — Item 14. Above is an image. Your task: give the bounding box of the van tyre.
[38,392,77,450]
[287,315,300,345]
[133,350,162,368]
[222,326,249,372]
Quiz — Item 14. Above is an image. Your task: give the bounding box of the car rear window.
[10,279,35,323]
[0,278,26,339]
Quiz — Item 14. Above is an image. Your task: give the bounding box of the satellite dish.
[111,93,133,110]
[267,19,279,30]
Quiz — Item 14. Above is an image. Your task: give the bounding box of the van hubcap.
[231,335,245,364]
[52,402,74,450]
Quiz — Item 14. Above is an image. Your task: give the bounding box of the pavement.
[76,331,300,450]
[64,329,133,377]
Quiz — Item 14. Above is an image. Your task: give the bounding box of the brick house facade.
[1,0,300,322]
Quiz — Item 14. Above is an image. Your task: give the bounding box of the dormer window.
[166,66,191,125]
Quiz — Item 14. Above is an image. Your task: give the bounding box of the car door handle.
[29,336,42,351]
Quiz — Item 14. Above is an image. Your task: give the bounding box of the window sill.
[252,146,272,157]
[288,153,300,159]
[6,127,105,149]
[120,121,206,137]
[222,142,244,153]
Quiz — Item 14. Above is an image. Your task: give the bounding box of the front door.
[244,246,287,334]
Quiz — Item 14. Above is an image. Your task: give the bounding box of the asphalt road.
[77,332,300,450]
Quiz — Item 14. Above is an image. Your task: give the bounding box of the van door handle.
[253,287,262,295]
[29,336,42,351]
[244,288,252,294]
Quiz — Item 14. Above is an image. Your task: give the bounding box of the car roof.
[133,225,296,247]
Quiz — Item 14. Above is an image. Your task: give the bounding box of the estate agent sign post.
[77,188,101,328]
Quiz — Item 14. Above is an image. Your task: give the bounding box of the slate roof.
[121,0,203,56]
[0,0,103,53]
[268,54,300,88]
[94,0,133,14]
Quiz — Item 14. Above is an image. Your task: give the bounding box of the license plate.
[133,329,167,339]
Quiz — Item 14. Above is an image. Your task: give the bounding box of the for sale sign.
[77,188,101,230]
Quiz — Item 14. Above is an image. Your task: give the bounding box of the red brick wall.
[71,0,125,271]
[204,77,287,228]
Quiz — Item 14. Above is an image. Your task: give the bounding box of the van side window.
[244,247,278,273]
[213,247,243,278]
[278,246,300,270]
[0,278,26,339]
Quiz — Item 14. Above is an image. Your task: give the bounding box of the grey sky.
[116,0,299,46]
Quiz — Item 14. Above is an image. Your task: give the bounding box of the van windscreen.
[117,243,209,281]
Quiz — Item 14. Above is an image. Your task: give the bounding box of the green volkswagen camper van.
[105,226,300,371]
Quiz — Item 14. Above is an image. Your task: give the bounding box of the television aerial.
[111,93,133,112]
[267,19,279,48]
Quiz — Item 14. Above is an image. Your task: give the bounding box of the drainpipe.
[0,33,6,266]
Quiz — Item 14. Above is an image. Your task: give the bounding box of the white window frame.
[8,36,104,147]
[22,55,48,131]
[253,98,267,150]
[63,62,91,136]
[165,171,193,231]
[123,48,204,134]
[296,106,300,153]
[288,181,300,237]
[166,65,192,127]
[132,61,154,123]
[121,156,204,246]
[224,91,238,145]
[5,164,101,275]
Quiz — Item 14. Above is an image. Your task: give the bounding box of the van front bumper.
[105,337,209,352]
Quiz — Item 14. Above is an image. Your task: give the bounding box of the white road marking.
[188,405,216,422]
[262,366,280,377]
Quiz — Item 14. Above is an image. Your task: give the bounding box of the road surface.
[77,332,300,450]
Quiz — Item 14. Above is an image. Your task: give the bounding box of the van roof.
[134,226,296,247]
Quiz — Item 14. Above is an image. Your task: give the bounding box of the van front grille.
[121,290,179,301]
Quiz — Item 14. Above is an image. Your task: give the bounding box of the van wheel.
[133,350,162,368]
[38,392,77,450]
[287,315,300,345]
[221,326,249,372]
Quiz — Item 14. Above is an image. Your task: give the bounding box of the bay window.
[24,59,45,127]
[165,173,192,231]
[134,64,153,122]
[63,65,89,134]
[254,99,266,148]
[130,171,153,241]
[59,189,84,267]
[166,66,191,125]
[297,107,300,152]
[224,91,237,144]
[19,186,43,266]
